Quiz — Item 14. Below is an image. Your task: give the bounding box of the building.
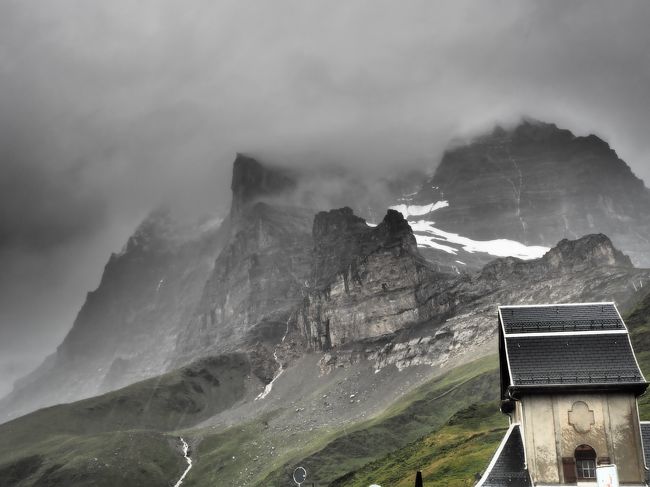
[477,302,650,486]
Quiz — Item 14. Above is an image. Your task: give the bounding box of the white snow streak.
[409,220,549,260]
[389,200,449,218]
[255,351,285,400]
[255,320,290,400]
[173,437,192,487]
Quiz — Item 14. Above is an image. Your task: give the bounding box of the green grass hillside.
[0,430,183,487]
[334,402,505,487]
[0,353,252,486]
[627,289,650,417]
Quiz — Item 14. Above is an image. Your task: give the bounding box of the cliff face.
[174,202,313,364]
[172,155,315,366]
[297,208,442,350]
[318,233,650,373]
[406,120,650,267]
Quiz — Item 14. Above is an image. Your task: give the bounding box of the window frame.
[576,458,596,479]
[574,444,598,480]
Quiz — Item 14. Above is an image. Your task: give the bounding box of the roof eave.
[509,381,649,398]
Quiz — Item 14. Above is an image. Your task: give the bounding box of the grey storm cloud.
[1,0,650,397]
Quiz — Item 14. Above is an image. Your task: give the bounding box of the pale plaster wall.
[517,392,646,484]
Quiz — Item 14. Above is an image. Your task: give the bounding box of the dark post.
[415,470,423,487]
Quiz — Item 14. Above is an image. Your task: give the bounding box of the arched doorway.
[575,444,597,480]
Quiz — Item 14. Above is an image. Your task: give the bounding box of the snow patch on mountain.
[410,220,549,260]
[388,200,549,260]
[389,200,449,218]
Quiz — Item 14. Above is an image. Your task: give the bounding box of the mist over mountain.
[2,116,650,487]
[3,1,650,405]
[2,119,650,424]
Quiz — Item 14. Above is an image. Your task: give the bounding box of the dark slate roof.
[506,334,644,386]
[477,425,531,487]
[641,422,650,482]
[500,303,623,334]
[498,303,646,392]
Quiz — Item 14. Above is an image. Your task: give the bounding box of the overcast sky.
[1,0,649,398]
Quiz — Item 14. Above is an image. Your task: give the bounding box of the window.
[577,458,596,479]
[575,444,597,480]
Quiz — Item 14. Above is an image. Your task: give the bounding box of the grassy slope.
[0,431,182,487]
[228,355,501,486]
[337,402,505,487]
[0,354,251,486]
[626,289,650,417]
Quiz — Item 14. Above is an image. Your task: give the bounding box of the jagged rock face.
[411,120,650,267]
[1,210,228,419]
[319,234,650,373]
[542,233,633,270]
[297,208,446,349]
[175,202,313,363]
[230,153,296,217]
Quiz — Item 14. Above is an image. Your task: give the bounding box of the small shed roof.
[498,303,647,399]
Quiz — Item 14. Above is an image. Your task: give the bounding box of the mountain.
[229,153,297,217]
[398,119,650,269]
[1,232,648,487]
[0,209,228,419]
[3,119,650,485]
[298,207,440,349]
[0,153,428,422]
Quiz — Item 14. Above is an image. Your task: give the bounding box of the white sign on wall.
[596,464,619,487]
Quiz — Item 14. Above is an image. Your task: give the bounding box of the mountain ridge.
[3,119,650,453]
[405,119,650,268]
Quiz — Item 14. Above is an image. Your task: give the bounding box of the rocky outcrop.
[544,233,633,270]
[409,119,650,267]
[230,153,296,217]
[296,208,447,350]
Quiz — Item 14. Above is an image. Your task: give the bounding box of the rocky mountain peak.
[311,207,419,290]
[544,233,633,270]
[511,119,574,143]
[230,153,296,216]
[312,206,367,241]
[409,119,650,267]
[311,207,372,289]
[376,208,413,237]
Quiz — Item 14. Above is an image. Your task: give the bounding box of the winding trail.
[173,437,192,487]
